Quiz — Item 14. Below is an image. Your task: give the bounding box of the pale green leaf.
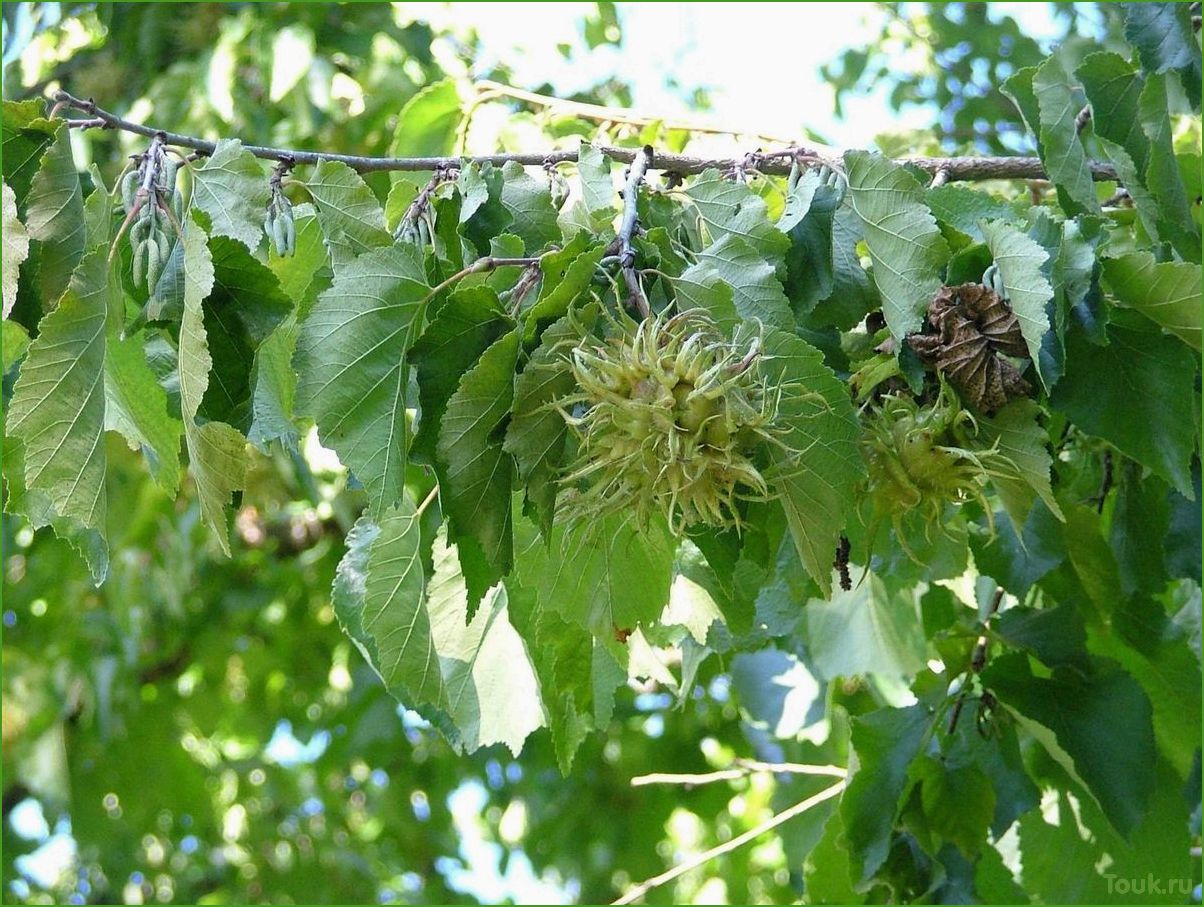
[515,511,676,635]
[980,219,1052,388]
[803,573,927,679]
[294,243,429,515]
[306,159,391,270]
[190,139,272,252]
[24,121,85,309]
[576,141,615,224]
[105,332,183,495]
[1103,251,1201,350]
[179,215,246,554]
[427,527,544,755]
[843,150,949,342]
[339,500,447,709]
[2,180,29,318]
[1031,56,1101,217]
[388,79,461,159]
[678,233,793,329]
[977,399,1063,528]
[499,161,560,252]
[687,167,787,251]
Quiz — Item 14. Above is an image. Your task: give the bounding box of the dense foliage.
[2,3,1201,904]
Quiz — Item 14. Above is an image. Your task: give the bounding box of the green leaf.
[504,308,591,536]
[410,286,510,464]
[1030,56,1100,217]
[190,139,272,252]
[1123,1,1202,109]
[917,761,995,857]
[1052,315,1198,498]
[334,508,545,755]
[780,170,841,314]
[924,185,1024,241]
[1078,54,1200,262]
[436,330,520,606]
[499,161,560,252]
[507,537,622,772]
[1,103,56,205]
[686,167,787,251]
[7,247,112,540]
[333,501,448,711]
[679,233,793,330]
[24,122,84,310]
[522,239,605,340]
[2,180,30,318]
[306,159,391,270]
[267,203,330,314]
[803,573,927,679]
[247,316,300,449]
[1103,252,1201,351]
[515,510,675,635]
[811,206,878,331]
[982,653,1156,837]
[388,79,461,159]
[104,332,183,495]
[970,499,1065,599]
[760,329,865,596]
[843,151,949,342]
[294,243,429,516]
[426,526,545,755]
[993,604,1089,669]
[576,141,615,225]
[980,221,1052,388]
[976,399,1062,527]
[841,704,931,885]
[178,216,247,554]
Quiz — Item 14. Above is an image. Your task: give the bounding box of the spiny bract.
[860,382,1010,557]
[557,308,777,534]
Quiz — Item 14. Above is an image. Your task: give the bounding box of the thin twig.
[619,145,653,318]
[947,586,1004,735]
[612,781,846,905]
[631,759,847,788]
[474,79,799,145]
[51,90,1120,182]
[420,255,542,305]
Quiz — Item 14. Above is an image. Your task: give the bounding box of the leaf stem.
[420,256,541,305]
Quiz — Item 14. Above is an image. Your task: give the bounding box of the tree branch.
[51,90,1120,183]
[630,759,847,788]
[612,780,846,905]
[619,145,653,318]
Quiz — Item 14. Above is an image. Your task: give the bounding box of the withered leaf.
[907,283,1032,414]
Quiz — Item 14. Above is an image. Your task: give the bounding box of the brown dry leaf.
[907,283,1031,414]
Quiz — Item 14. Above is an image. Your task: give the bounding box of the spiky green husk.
[558,309,776,534]
[860,382,1008,557]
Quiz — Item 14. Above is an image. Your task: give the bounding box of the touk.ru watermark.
[1103,872,1196,897]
